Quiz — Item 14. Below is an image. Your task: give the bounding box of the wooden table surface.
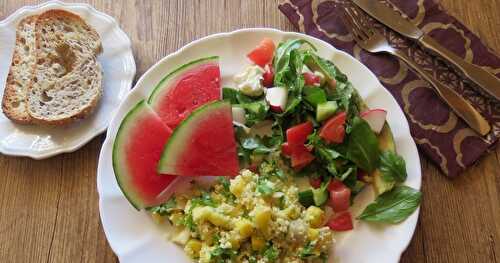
[0,1,499,262]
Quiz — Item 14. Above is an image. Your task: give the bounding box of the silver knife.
[352,0,500,101]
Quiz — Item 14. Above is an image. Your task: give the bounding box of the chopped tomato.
[328,179,351,212]
[286,121,314,146]
[303,72,320,86]
[309,177,322,189]
[327,179,345,191]
[329,187,351,212]
[291,149,315,170]
[319,112,347,144]
[282,142,313,156]
[247,38,276,67]
[327,211,353,231]
[281,142,293,156]
[262,64,274,87]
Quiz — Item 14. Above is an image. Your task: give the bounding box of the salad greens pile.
[224,39,421,225]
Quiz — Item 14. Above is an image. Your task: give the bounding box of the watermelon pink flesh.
[158,101,239,177]
[148,56,221,130]
[113,100,176,209]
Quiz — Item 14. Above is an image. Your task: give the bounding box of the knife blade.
[352,0,500,101]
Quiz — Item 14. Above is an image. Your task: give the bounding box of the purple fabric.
[278,0,500,177]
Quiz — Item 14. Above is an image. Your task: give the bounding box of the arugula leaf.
[146,198,176,216]
[273,39,316,87]
[222,87,239,104]
[358,185,421,224]
[379,150,407,183]
[346,117,380,172]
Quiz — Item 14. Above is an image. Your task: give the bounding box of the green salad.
[147,38,421,263]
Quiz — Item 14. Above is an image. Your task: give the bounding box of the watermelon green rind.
[113,100,174,210]
[113,100,151,210]
[147,56,219,106]
[157,100,236,175]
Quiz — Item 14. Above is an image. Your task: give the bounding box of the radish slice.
[360,109,387,133]
[232,106,246,124]
[265,87,288,113]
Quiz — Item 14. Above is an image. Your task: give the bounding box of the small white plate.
[0,0,135,159]
[97,28,421,263]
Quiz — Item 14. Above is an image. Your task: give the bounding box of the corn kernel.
[305,206,325,228]
[235,219,254,239]
[184,239,202,258]
[307,228,320,240]
[251,235,265,251]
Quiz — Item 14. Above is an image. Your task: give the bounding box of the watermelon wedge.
[112,100,176,210]
[147,56,221,129]
[157,101,239,177]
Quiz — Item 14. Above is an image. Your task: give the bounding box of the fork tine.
[341,9,367,42]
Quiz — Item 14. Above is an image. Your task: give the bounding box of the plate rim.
[97,27,422,262]
[0,0,136,159]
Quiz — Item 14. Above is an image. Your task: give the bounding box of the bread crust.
[1,15,38,124]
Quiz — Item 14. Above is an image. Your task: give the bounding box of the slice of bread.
[1,15,38,124]
[27,10,103,125]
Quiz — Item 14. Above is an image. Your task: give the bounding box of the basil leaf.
[346,117,380,172]
[358,186,421,224]
[303,87,327,106]
[379,150,407,183]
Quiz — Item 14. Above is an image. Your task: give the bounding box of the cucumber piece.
[316,101,338,122]
[313,187,329,206]
[299,189,315,207]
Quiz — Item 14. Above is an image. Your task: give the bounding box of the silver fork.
[342,7,491,136]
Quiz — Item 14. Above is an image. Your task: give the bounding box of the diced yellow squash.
[184,239,202,258]
[307,228,320,240]
[199,244,211,263]
[234,219,254,239]
[169,212,184,226]
[254,206,272,230]
[151,213,164,224]
[283,205,300,220]
[229,235,241,249]
[305,206,325,228]
[207,211,232,230]
[192,206,212,222]
[172,228,191,245]
[251,235,266,251]
[230,176,246,197]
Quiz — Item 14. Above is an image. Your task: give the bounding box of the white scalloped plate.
[0,0,135,159]
[97,28,421,263]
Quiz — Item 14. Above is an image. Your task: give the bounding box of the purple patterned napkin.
[278,0,500,177]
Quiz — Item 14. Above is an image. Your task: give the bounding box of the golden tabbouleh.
[149,168,334,263]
